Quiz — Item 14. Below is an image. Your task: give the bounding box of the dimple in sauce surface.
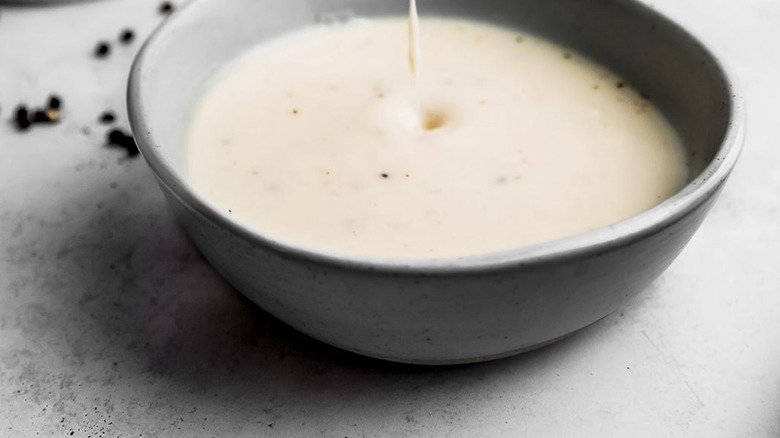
[186,17,688,259]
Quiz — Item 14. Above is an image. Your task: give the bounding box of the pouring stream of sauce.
[409,0,423,128]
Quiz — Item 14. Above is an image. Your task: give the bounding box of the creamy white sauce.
[187,17,688,259]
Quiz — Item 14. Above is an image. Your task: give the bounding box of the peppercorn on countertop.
[0,0,778,436]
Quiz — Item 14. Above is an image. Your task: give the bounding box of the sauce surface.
[187,18,688,259]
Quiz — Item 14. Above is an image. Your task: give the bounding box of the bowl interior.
[130,0,737,265]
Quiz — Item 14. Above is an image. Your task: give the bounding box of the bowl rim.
[127,0,745,274]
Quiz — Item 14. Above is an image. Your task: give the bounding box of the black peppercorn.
[119,29,135,44]
[106,128,140,157]
[94,41,111,58]
[14,106,31,131]
[32,110,49,123]
[99,111,116,124]
[48,95,62,110]
[159,2,174,15]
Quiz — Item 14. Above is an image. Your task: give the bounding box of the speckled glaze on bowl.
[128,0,743,364]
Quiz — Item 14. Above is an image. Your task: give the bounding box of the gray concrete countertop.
[1,0,778,436]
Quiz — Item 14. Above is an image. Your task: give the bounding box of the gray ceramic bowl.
[128,0,743,364]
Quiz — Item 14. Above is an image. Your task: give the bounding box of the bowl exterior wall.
[155,178,723,364]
